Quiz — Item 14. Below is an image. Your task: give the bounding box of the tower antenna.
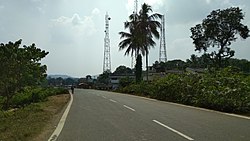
[159,14,167,63]
[103,12,111,72]
[131,0,138,68]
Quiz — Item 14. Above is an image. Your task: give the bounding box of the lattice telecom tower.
[131,0,138,68]
[103,12,111,72]
[159,14,167,63]
[134,0,138,15]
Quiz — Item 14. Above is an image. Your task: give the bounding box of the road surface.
[57,89,250,141]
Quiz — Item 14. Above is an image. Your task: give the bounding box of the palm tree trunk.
[146,52,149,82]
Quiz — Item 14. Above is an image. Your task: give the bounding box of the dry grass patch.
[0,94,70,141]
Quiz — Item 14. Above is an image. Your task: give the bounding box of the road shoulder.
[32,94,71,141]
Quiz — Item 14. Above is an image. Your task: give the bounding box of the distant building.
[109,74,135,89]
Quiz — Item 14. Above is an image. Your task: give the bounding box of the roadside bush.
[152,73,201,105]
[5,87,69,109]
[195,68,250,113]
[118,67,250,113]
[152,74,182,101]
[118,82,154,97]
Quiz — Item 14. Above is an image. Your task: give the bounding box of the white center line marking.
[102,96,107,99]
[123,105,135,112]
[109,99,117,103]
[153,120,194,141]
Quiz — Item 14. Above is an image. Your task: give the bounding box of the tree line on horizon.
[117,4,249,83]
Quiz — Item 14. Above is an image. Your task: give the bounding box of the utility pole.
[103,12,111,72]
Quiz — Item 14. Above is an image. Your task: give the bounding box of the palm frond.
[119,31,132,39]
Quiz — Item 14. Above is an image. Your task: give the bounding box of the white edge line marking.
[102,96,107,99]
[117,92,250,120]
[109,99,117,103]
[48,92,74,141]
[123,105,135,111]
[223,113,250,120]
[153,120,194,141]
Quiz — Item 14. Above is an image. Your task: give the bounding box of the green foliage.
[194,67,250,112]
[0,96,3,109]
[0,40,49,110]
[186,54,250,72]
[119,77,134,88]
[1,87,68,109]
[151,73,200,105]
[227,58,250,73]
[119,67,250,113]
[152,59,188,72]
[119,81,154,97]
[186,54,212,69]
[113,65,133,75]
[191,7,249,68]
[152,61,165,72]
[165,60,187,70]
[47,77,77,87]
[97,71,111,85]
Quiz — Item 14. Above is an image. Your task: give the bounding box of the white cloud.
[92,8,100,15]
[50,13,97,45]
[52,16,70,24]
[72,14,83,25]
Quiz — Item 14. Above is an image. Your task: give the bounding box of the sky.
[0,0,249,77]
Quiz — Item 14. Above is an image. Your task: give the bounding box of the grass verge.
[0,94,70,141]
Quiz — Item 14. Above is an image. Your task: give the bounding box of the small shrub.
[5,87,69,109]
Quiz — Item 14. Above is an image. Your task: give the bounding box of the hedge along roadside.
[118,67,250,113]
[0,87,69,110]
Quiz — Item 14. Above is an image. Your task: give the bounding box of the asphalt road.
[57,89,250,141]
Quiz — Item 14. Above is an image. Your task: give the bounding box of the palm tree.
[119,3,161,81]
[119,13,145,57]
[119,13,145,83]
[137,3,162,81]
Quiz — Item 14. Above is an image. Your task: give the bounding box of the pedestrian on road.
[71,85,74,94]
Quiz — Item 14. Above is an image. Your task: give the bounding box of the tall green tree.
[190,7,249,68]
[137,3,162,81]
[0,39,48,110]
